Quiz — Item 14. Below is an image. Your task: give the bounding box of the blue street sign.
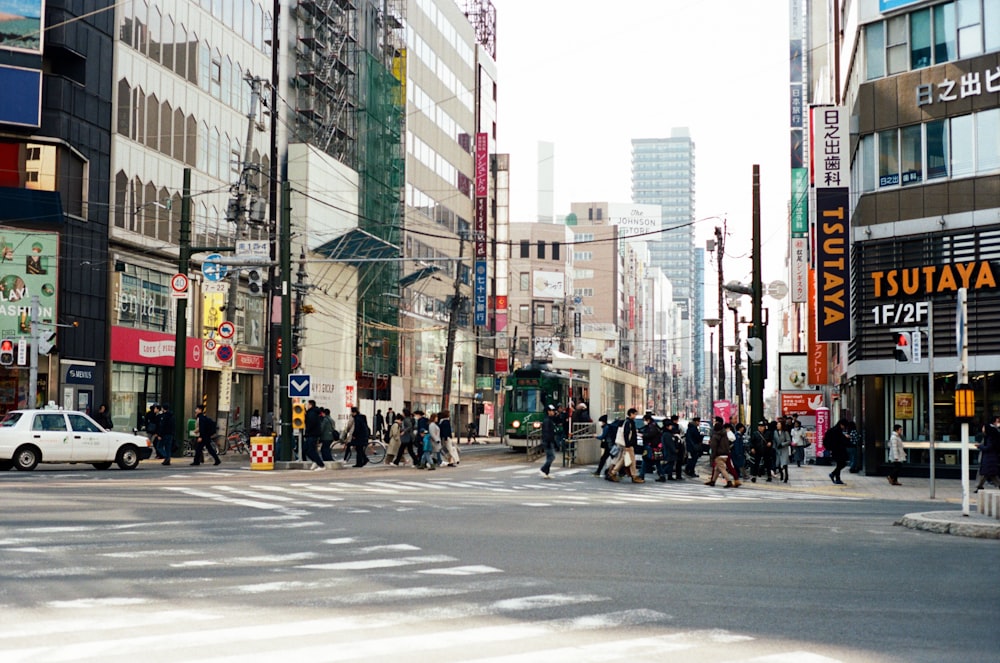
[289,373,311,398]
[203,253,228,282]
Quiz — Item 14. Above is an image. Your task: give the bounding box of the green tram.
[502,366,588,448]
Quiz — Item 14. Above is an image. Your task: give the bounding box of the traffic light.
[247,269,264,296]
[291,401,305,430]
[0,339,13,366]
[893,331,912,362]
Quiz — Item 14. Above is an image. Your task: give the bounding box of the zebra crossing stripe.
[297,554,456,570]
[416,565,503,575]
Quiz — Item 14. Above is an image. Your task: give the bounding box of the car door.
[30,412,72,462]
[68,413,110,462]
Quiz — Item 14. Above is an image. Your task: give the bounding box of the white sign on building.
[608,203,661,240]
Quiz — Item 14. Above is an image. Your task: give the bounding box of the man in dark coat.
[156,403,175,466]
[303,400,326,470]
[351,410,371,467]
[824,419,850,485]
[974,415,1000,491]
[540,405,558,478]
[684,416,704,477]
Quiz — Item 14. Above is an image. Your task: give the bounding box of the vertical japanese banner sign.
[475,132,488,326]
[474,260,488,327]
[807,267,829,385]
[811,106,851,343]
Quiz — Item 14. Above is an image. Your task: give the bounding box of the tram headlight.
[532,421,541,429]
[511,420,520,429]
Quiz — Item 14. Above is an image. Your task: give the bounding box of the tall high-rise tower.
[631,129,698,412]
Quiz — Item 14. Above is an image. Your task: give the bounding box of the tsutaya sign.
[811,106,851,342]
[870,260,998,298]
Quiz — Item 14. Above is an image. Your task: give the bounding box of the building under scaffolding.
[291,0,405,383]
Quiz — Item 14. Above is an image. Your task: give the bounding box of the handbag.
[614,424,626,447]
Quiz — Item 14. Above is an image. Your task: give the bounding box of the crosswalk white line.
[297,553,456,570]
[416,565,503,575]
[178,609,672,663]
[163,487,309,516]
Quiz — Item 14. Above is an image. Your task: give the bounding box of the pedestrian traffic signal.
[893,331,912,362]
[291,401,305,430]
[0,339,13,366]
[247,269,264,296]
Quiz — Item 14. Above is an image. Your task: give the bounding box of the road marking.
[297,554,456,570]
[416,565,503,575]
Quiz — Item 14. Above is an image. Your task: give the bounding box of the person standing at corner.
[887,423,906,486]
[93,403,113,430]
[684,416,704,478]
[303,399,326,471]
[384,408,395,443]
[373,409,385,441]
[385,413,403,465]
[748,420,768,482]
[351,407,371,467]
[157,402,175,466]
[540,404,558,479]
[773,419,792,483]
[396,408,417,466]
[790,419,808,467]
[439,411,460,466]
[319,407,337,463]
[974,415,1000,492]
[824,419,850,485]
[191,405,221,466]
[341,408,356,463]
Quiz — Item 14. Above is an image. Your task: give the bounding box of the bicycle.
[365,438,387,464]
[219,429,250,455]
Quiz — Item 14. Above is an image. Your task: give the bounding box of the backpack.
[203,416,217,438]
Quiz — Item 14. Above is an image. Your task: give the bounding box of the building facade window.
[534,304,545,325]
[519,272,530,291]
[519,304,529,324]
[520,240,529,258]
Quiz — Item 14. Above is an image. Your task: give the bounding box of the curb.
[895,511,1000,540]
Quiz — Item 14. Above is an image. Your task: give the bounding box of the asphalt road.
[1,448,996,662]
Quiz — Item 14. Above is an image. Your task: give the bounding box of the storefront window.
[878,129,899,187]
[110,364,162,431]
[860,134,875,192]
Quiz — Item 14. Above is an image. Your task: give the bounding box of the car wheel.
[14,445,40,471]
[92,462,113,470]
[0,459,13,471]
[116,445,140,470]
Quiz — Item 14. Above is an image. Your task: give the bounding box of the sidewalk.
[726,462,1000,540]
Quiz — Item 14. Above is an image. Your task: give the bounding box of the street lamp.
[454,361,464,444]
[703,318,721,419]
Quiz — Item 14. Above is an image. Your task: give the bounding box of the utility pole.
[278,181,293,461]
[172,169,192,444]
[440,233,466,414]
[218,75,263,436]
[749,165,766,427]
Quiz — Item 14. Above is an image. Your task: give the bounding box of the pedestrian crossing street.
[160,466,857,516]
[0,521,847,663]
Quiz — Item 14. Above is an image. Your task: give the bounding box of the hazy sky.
[492,0,793,289]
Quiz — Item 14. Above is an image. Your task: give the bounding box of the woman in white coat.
[887,424,905,486]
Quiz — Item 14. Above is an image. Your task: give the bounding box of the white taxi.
[0,409,154,472]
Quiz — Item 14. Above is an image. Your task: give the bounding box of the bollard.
[250,436,275,471]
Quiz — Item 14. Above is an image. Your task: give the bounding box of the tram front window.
[513,389,541,413]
